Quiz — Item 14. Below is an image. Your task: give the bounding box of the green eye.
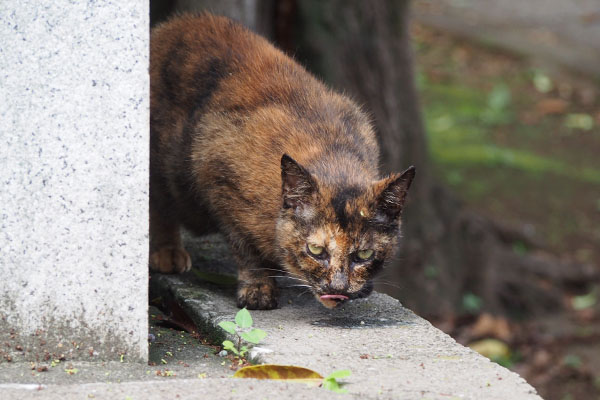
[307,244,325,256]
[356,249,374,260]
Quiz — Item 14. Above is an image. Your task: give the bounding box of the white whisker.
[371,281,403,289]
[268,275,309,283]
[249,267,304,279]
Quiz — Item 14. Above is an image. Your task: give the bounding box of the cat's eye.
[356,249,374,261]
[307,244,325,257]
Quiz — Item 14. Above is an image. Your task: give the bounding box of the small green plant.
[322,369,351,393]
[218,308,267,358]
[462,292,483,314]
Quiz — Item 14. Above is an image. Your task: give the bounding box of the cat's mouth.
[319,294,349,309]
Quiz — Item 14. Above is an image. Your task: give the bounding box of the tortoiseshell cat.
[150,13,415,310]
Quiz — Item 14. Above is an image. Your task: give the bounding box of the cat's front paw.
[237,282,278,310]
[149,246,192,274]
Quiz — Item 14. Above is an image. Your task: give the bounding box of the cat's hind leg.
[149,206,191,274]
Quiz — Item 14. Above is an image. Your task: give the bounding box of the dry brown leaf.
[535,98,568,116]
[234,364,323,386]
[471,313,512,341]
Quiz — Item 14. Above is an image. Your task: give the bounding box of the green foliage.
[326,369,352,380]
[240,328,267,344]
[480,83,512,125]
[512,241,528,256]
[462,292,483,313]
[322,370,351,393]
[223,340,238,355]
[532,70,553,93]
[218,321,237,335]
[235,307,253,329]
[421,73,600,186]
[563,354,582,369]
[424,264,439,279]
[572,289,597,310]
[218,308,267,358]
[564,113,594,131]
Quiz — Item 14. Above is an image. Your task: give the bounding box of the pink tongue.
[320,294,349,301]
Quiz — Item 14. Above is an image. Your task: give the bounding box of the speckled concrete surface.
[1,234,543,399]
[146,235,543,400]
[150,273,542,400]
[0,0,149,361]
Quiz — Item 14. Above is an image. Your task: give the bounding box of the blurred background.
[151,1,600,398]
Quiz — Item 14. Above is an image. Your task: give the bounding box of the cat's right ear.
[281,154,317,209]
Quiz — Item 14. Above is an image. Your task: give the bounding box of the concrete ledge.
[148,234,542,399]
[1,234,541,399]
[1,379,326,400]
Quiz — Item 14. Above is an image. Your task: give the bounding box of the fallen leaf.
[581,11,600,24]
[234,364,323,386]
[533,71,553,93]
[565,113,594,130]
[470,313,512,341]
[469,338,511,360]
[571,290,597,310]
[535,98,568,116]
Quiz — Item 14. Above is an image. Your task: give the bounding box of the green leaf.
[533,70,553,93]
[512,241,528,256]
[572,291,597,310]
[240,328,267,344]
[326,370,351,380]
[218,321,237,335]
[223,340,239,355]
[563,354,582,368]
[565,113,594,131]
[462,292,483,313]
[235,308,253,329]
[487,84,511,111]
[322,377,348,393]
[424,265,439,279]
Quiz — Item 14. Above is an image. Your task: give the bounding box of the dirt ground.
[413,23,600,400]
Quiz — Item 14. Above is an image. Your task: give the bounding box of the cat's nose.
[329,271,348,293]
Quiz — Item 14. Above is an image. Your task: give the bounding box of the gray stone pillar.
[0,0,149,361]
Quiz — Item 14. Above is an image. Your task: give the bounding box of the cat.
[149,13,415,310]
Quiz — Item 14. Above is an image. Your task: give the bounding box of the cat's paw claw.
[237,283,278,310]
[149,247,192,274]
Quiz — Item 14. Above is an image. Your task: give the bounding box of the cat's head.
[275,154,415,308]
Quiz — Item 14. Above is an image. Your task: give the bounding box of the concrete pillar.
[0,0,149,361]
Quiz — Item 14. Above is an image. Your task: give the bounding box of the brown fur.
[150,13,415,309]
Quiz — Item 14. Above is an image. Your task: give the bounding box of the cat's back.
[150,13,265,117]
[150,13,381,252]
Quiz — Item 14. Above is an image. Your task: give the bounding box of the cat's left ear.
[281,154,318,209]
[373,166,416,222]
